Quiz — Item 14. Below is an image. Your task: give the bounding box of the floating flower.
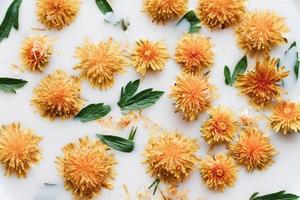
[201,106,238,145]
[175,34,214,75]
[200,154,237,191]
[75,39,126,90]
[228,128,276,171]
[20,35,52,72]
[56,136,116,200]
[0,123,42,178]
[235,10,288,57]
[36,0,80,30]
[143,0,188,24]
[143,131,199,185]
[270,100,300,134]
[32,70,83,120]
[170,74,215,121]
[236,58,289,108]
[197,0,246,29]
[131,39,169,76]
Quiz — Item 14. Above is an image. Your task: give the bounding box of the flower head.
[236,58,289,108]
[131,39,169,76]
[170,74,215,121]
[236,10,288,57]
[200,154,237,191]
[143,131,199,185]
[201,106,238,145]
[175,34,214,75]
[270,100,300,134]
[75,39,126,90]
[197,0,246,29]
[36,0,80,30]
[144,0,188,24]
[20,35,52,72]
[32,70,83,120]
[56,136,116,200]
[228,128,276,171]
[0,123,42,178]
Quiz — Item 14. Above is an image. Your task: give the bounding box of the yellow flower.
[0,123,42,178]
[270,100,300,134]
[144,0,188,24]
[36,0,80,30]
[20,35,52,72]
[236,10,288,57]
[32,70,83,120]
[175,34,214,75]
[75,39,126,90]
[236,58,289,108]
[228,128,276,171]
[200,154,237,191]
[170,74,215,121]
[201,106,238,145]
[143,131,199,185]
[197,0,246,29]
[131,39,169,76]
[56,137,116,200]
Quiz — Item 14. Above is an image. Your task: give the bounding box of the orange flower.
[20,35,52,72]
[200,154,237,191]
[75,39,127,90]
[36,0,80,30]
[201,106,238,145]
[270,100,300,134]
[228,128,276,171]
[32,70,83,120]
[143,131,199,185]
[131,39,169,75]
[144,0,188,24]
[236,10,288,57]
[197,0,246,29]
[170,74,215,121]
[175,34,214,75]
[236,58,289,108]
[56,137,116,200]
[0,123,42,178]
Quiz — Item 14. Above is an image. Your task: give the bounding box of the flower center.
[283,106,292,114]
[212,166,224,177]
[218,121,227,131]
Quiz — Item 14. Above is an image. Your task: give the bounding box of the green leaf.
[148,178,160,195]
[0,0,22,43]
[0,77,27,94]
[224,65,232,85]
[177,10,201,33]
[75,103,111,122]
[96,133,135,153]
[232,55,248,81]
[118,79,164,111]
[95,0,113,15]
[128,126,137,141]
[249,190,299,200]
[285,41,299,80]
[224,55,248,86]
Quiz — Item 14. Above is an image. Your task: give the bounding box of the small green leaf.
[232,55,248,81]
[224,65,232,85]
[285,41,297,54]
[75,103,111,122]
[95,0,113,15]
[128,126,137,141]
[118,79,164,111]
[0,77,27,94]
[148,178,160,195]
[224,55,248,86]
[285,41,299,80]
[0,0,22,43]
[249,190,299,200]
[44,183,56,187]
[177,10,201,33]
[96,134,135,153]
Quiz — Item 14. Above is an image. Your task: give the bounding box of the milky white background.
[0,0,300,199]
